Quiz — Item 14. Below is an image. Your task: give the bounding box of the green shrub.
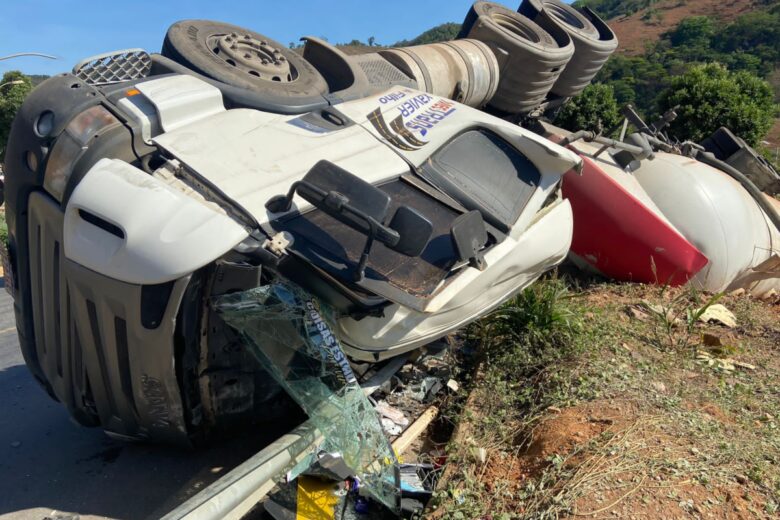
[555,83,622,134]
[1,71,33,161]
[0,212,8,248]
[477,277,581,380]
[657,63,777,145]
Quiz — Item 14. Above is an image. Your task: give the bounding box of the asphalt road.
[0,288,281,520]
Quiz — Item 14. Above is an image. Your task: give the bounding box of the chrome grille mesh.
[72,49,151,85]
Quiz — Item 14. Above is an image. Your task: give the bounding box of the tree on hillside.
[657,63,777,146]
[595,54,670,115]
[668,16,714,49]
[554,83,622,134]
[0,71,33,161]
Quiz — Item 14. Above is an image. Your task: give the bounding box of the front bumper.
[25,191,192,443]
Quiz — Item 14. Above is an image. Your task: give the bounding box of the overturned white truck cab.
[4,61,579,443]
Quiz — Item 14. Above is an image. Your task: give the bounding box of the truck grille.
[26,192,190,443]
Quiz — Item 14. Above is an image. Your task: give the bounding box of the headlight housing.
[44,105,121,201]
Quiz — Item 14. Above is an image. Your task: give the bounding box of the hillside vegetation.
[392,23,462,47]
[559,0,779,153]
[573,0,659,20]
[595,5,780,113]
[333,22,462,52]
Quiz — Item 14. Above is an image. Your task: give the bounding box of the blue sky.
[0,0,492,77]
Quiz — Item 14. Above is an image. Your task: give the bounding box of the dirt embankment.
[431,280,780,519]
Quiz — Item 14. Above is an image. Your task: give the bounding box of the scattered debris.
[698,304,737,328]
[702,333,724,347]
[446,379,460,393]
[475,447,488,464]
[361,355,409,397]
[375,401,409,427]
[696,351,755,372]
[760,288,779,302]
[381,418,404,436]
[626,305,649,321]
[410,377,443,403]
[733,360,757,371]
[651,381,667,393]
[265,476,346,520]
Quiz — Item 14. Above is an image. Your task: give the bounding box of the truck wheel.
[519,0,618,98]
[459,2,573,114]
[162,20,328,101]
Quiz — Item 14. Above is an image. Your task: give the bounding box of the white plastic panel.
[117,94,160,144]
[152,87,580,234]
[136,75,225,133]
[64,158,249,285]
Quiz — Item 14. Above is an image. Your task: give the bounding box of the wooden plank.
[392,406,438,456]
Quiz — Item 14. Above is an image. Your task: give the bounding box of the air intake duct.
[518,0,618,98]
[459,1,574,114]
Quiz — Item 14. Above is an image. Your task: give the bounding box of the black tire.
[162,20,328,103]
[519,0,618,98]
[459,2,574,114]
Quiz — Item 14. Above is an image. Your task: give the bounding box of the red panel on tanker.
[563,155,708,285]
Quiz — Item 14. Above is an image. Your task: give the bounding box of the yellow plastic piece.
[295,476,341,520]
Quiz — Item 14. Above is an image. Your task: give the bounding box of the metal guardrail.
[162,421,323,520]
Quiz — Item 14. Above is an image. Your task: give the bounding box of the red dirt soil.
[480,398,771,518]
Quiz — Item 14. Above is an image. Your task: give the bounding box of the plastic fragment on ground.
[361,355,408,396]
[306,452,355,481]
[265,476,344,520]
[698,304,737,328]
[215,283,400,513]
[410,376,443,402]
[375,401,409,427]
[399,465,429,494]
[381,418,403,436]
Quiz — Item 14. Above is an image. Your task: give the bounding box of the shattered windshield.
[215,283,401,513]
